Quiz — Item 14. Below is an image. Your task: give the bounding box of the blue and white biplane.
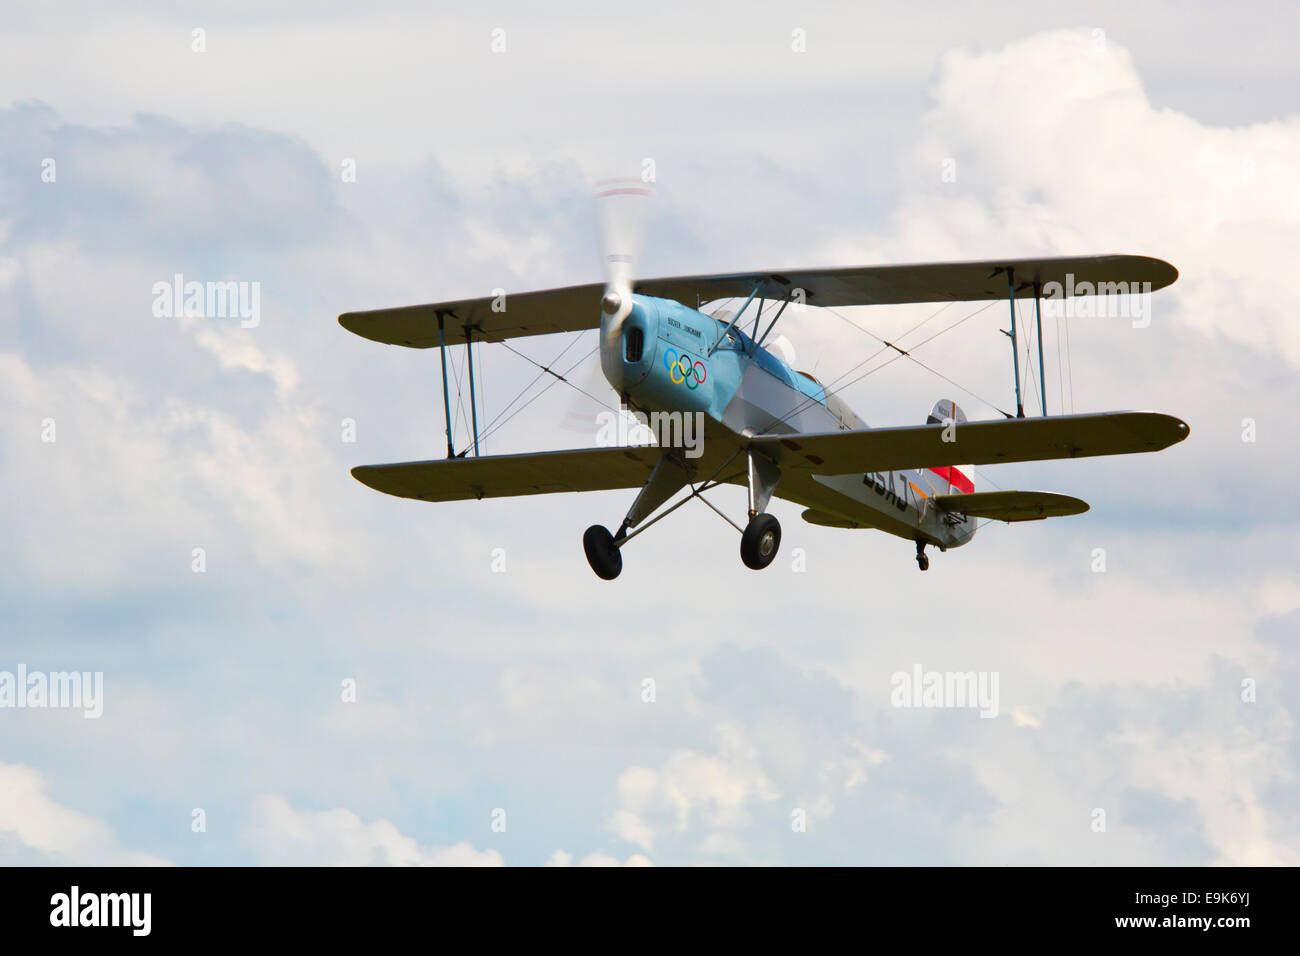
[340,181,1188,579]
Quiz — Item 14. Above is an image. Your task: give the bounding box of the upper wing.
[639,253,1177,309]
[339,254,1176,348]
[750,411,1189,473]
[339,283,603,349]
[931,490,1089,522]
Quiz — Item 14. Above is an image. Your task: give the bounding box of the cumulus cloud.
[546,849,653,867]
[595,638,1296,866]
[0,16,1295,869]
[607,725,782,858]
[249,795,503,866]
[903,29,1300,364]
[0,761,170,865]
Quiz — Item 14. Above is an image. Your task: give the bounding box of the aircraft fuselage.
[604,294,977,550]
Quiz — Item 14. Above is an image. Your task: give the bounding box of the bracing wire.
[468,332,589,445]
[450,284,1046,457]
[750,298,1006,434]
[477,338,486,454]
[818,300,1007,414]
[1064,311,1075,414]
[1056,309,1065,416]
[458,341,609,455]
[1020,298,1039,415]
[449,344,470,444]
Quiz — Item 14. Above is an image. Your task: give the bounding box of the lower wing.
[750,411,1188,473]
[350,411,1185,506]
[351,442,746,503]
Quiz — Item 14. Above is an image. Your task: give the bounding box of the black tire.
[740,513,781,570]
[583,525,623,580]
[917,553,930,571]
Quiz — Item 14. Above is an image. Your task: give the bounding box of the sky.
[1,1,1297,866]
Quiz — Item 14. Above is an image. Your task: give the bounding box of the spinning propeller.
[596,177,652,393]
[559,177,653,432]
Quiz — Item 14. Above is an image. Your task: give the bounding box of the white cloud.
[1010,707,1043,729]
[0,761,170,865]
[0,341,369,601]
[0,19,1296,869]
[249,795,503,866]
[607,726,781,857]
[191,321,300,395]
[546,849,653,867]
[893,29,1300,362]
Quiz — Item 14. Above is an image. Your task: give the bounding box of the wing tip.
[1123,411,1190,448]
[349,464,420,500]
[1123,254,1179,289]
[1150,412,1191,447]
[350,464,381,488]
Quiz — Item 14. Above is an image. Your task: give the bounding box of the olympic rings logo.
[663,348,708,390]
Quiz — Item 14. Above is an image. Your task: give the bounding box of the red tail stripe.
[928,465,974,494]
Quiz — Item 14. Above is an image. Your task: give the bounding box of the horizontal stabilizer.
[751,411,1189,474]
[932,490,1088,522]
[800,509,867,529]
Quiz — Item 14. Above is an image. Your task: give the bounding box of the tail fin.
[926,400,974,495]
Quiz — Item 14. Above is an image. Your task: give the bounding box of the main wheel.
[583,525,623,580]
[916,553,930,571]
[740,513,781,570]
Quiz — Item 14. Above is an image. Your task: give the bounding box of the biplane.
[340,182,1189,579]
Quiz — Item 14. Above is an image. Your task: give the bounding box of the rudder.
[926,400,974,495]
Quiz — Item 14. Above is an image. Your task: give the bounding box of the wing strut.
[1033,280,1047,416]
[465,324,480,456]
[1003,268,1025,419]
[434,311,482,458]
[708,278,765,356]
[1000,269,1053,418]
[436,312,454,458]
[754,293,792,351]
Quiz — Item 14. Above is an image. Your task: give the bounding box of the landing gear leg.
[915,540,930,572]
[582,448,779,578]
[582,455,692,581]
[739,451,782,571]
